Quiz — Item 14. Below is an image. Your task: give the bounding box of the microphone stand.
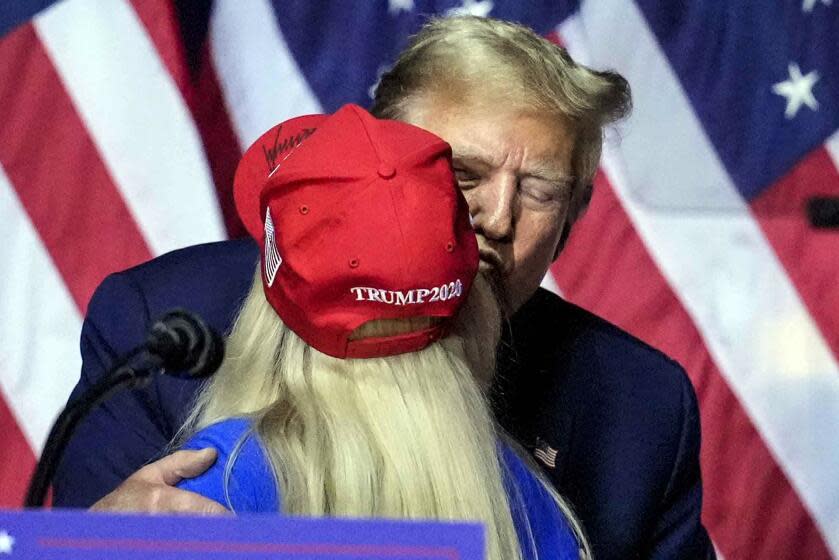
[25,308,223,508]
[24,348,164,508]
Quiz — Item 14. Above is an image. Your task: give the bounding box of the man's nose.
[469,174,516,242]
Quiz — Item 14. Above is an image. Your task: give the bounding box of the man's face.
[405,98,577,312]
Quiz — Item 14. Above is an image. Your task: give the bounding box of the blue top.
[178,418,578,560]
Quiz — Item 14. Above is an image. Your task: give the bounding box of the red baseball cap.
[233,104,479,359]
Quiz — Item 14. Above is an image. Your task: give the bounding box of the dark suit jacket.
[54,239,713,559]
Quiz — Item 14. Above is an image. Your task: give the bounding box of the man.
[54,16,713,560]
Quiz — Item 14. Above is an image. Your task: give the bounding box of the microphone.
[25,309,224,508]
[146,309,224,377]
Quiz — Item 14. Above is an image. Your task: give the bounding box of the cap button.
[377,163,396,179]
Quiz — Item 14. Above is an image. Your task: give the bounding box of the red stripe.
[750,147,839,361]
[127,0,191,101]
[0,392,36,508]
[130,0,245,238]
[0,24,153,312]
[545,30,564,46]
[38,537,460,558]
[191,45,247,238]
[552,171,832,559]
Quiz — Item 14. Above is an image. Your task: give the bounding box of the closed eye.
[453,167,481,189]
[521,185,554,203]
[519,178,571,208]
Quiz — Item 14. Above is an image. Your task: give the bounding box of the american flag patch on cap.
[264,207,282,287]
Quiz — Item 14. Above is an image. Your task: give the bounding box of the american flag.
[0,1,837,558]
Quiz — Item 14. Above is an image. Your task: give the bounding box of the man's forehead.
[404,95,577,175]
[449,133,574,182]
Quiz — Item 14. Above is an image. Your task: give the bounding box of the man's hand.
[90,449,228,514]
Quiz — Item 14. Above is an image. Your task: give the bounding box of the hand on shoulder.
[90,448,228,515]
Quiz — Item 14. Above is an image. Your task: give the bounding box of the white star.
[0,530,14,554]
[388,0,414,15]
[446,0,494,17]
[802,0,831,12]
[772,63,820,119]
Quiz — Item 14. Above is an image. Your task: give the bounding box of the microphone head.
[146,309,224,378]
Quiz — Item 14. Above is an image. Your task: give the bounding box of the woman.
[174,104,589,560]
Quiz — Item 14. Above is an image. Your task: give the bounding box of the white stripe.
[210,0,323,149]
[825,129,839,172]
[561,4,839,552]
[0,165,82,454]
[264,208,281,287]
[34,0,225,257]
[540,271,562,296]
[533,448,557,468]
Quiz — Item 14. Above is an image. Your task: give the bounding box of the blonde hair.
[372,15,631,247]
[178,269,589,559]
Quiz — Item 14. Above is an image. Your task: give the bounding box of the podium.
[0,510,484,559]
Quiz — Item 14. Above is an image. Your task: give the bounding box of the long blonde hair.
[179,268,588,559]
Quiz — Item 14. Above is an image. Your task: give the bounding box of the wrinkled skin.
[405,97,576,313]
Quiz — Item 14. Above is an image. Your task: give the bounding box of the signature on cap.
[263,125,317,174]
